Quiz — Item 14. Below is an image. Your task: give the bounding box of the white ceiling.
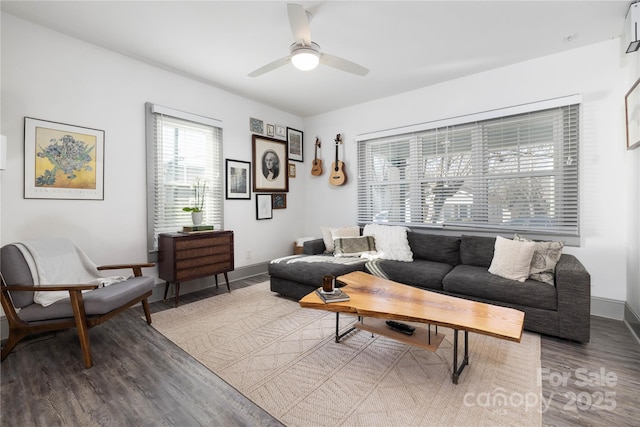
[1,1,631,117]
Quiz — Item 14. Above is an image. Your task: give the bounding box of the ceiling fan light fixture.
[290,42,320,71]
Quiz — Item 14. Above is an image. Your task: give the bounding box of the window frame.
[356,95,581,244]
[145,103,224,259]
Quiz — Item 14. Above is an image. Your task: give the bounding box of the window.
[145,103,223,256]
[357,96,580,238]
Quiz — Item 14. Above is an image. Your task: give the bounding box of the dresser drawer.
[175,261,233,281]
[176,236,218,250]
[176,245,231,260]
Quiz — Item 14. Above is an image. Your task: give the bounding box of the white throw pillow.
[320,226,359,253]
[362,224,413,262]
[488,236,537,282]
[513,234,564,285]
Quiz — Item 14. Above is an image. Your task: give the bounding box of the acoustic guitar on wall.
[311,137,323,176]
[329,134,347,186]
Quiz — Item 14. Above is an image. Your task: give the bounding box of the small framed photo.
[256,194,273,220]
[252,134,288,192]
[24,117,104,200]
[287,127,303,162]
[225,159,251,200]
[272,193,286,209]
[625,78,640,150]
[275,124,286,138]
[250,117,264,134]
[288,163,296,178]
[266,124,275,137]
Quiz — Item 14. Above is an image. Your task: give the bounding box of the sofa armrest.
[554,254,591,342]
[303,239,326,255]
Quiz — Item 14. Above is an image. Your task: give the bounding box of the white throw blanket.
[16,238,126,307]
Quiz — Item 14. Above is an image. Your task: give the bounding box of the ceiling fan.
[248,3,369,78]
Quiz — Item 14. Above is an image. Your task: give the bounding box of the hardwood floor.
[2,273,639,426]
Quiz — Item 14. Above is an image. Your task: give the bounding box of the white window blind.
[145,103,223,254]
[357,100,580,237]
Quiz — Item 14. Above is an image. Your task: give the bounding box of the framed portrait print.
[272,193,286,209]
[286,127,303,162]
[625,78,640,150]
[266,124,275,137]
[252,134,289,192]
[288,163,296,178]
[225,159,251,199]
[275,124,286,138]
[256,194,273,219]
[24,117,104,200]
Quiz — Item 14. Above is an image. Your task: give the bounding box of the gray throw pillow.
[333,236,376,257]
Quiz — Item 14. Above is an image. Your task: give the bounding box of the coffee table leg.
[452,329,469,384]
[335,312,357,343]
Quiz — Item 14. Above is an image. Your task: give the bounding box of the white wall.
[0,13,307,271]
[302,38,631,304]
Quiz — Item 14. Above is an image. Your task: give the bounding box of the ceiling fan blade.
[248,56,291,77]
[287,3,311,45]
[320,53,369,76]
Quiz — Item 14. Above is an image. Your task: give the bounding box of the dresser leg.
[224,272,231,292]
[163,282,170,300]
[215,275,219,289]
[174,282,181,307]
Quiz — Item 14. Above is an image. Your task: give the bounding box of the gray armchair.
[1,239,155,368]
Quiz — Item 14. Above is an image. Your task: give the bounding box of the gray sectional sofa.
[269,231,591,342]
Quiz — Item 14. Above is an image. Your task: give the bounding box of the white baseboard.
[590,296,626,320]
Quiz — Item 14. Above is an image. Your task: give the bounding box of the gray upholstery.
[370,259,452,290]
[442,264,558,311]
[268,255,366,288]
[407,232,460,265]
[459,235,496,267]
[269,230,591,342]
[16,276,155,322]
[1,244,36,308]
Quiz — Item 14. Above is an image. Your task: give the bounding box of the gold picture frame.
[24,117,104,200]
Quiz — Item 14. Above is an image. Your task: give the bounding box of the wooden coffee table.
[299,271,524,384]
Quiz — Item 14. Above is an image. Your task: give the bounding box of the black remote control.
[385,320,415,335]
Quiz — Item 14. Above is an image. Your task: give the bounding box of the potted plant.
[183,178,207,225]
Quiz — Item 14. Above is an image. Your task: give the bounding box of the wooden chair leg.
[69,290,92,368]
[142,298,152,325]
[1,330,28,361]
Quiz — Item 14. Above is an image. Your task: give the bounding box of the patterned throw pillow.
[333,236,377,257]
[513,234,564,285]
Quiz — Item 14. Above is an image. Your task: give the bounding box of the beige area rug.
[151,282,542,426]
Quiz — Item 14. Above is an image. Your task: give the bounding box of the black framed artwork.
[225,159,251,199]
[286,127,303,162]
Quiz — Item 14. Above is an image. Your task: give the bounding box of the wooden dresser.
[158,230,234,307]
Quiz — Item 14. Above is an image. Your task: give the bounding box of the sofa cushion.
[459,235,496,268]
[443,265,558,311]
[367,259,451,291]
[514,234,564,285]
[334,236,376,257]
[269,255,367,288]
[17,276,155,322]
[363,224,413,262]
[321,226,359,253]
[488,236,537,282]
[407,232,460,265]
